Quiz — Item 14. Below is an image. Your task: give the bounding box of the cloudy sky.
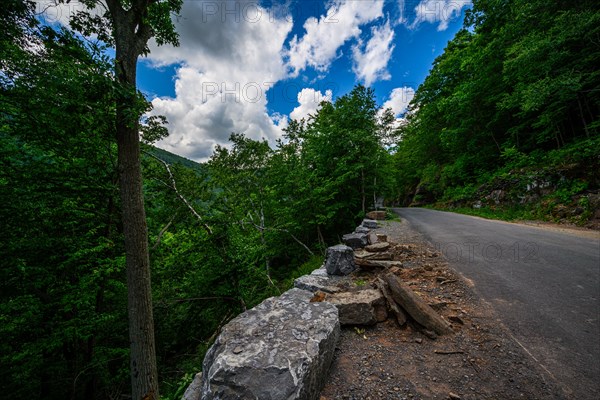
[40,0,471,161]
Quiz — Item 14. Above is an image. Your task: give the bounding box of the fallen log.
[382,273,452,335]
[376,278,407,326]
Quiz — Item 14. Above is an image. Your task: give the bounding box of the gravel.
[320,219,565,400]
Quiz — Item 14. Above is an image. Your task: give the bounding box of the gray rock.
[367,232,379,245]
[182,373,202,400]
[200,288,340,400]
[324,245,357,276]
[294,274,344,294]
[354,225,371,234]
[362,219,378,229]
[354,249,393,261]
[326,289,388,325]
[365,242,391,253]
[310,266,328,277]
[342,232,368,249]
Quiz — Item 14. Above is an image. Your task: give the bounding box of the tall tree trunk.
[577,96,590,138]
[361,168,366,213]
[317,225,325,251]
[115,47,158,400]
[373,176,377,210]
[117,127,158,400]
[82,1,181,398]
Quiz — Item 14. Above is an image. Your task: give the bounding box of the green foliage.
[438,205,536,223]
[394,0,599,219]
[147,145,204,172]
[1,22,130,399]
[353,279,367,287]
[11,0,599,397]
[1,3,395,400]
[138,87,394,400]
[385,209,400,221]
[290,85,394,237]
[140,84,393,398]
[160,373,195,400]
[280,256,325,290]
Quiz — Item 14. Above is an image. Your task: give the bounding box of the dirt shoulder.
[320,219,565,400]
[447,211,600,239]
[507,219,600,239]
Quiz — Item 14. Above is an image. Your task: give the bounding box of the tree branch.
[152,214,175,250]
[144,150,213,235]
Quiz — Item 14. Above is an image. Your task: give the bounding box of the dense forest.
[394,0,600,223]
[1,0,598,399]
[1,3,394,398]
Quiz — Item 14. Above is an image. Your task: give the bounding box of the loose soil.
[320,219,565,400]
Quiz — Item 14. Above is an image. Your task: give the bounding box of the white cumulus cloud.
[289,88,333,122]
[146,1,293,161]
[352,20,395,87]
[381,87,415,117]
[286,0,384,76]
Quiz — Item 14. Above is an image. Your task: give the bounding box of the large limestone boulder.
[326,289,388,325]
[342,232,368,249]
[182,373,203,400]
[199,288,340,400]
[324,245,357,276]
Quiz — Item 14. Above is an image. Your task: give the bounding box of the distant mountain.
[146,145,204,172]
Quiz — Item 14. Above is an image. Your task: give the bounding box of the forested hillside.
[2,0,599,398]
[0,3,393,396]
[394,0,600,225]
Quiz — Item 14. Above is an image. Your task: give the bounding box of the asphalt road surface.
[392,208,600,399]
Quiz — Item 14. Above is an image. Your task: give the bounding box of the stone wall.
[183,219,385,400]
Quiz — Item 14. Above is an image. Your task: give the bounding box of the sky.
[38,0,472,162]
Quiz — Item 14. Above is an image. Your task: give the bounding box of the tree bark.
[117,119,158,400]
[108,0,159,397]
[577,95,590,139]
[361,168,366,213]
[382,273,452,335]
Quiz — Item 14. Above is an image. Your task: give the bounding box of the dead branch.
[143,150,213,235]
[152,215,175,250]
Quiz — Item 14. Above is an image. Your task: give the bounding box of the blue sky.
[39,0,471,161]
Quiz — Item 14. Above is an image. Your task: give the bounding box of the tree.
[393,0,599,205]
[69,1,182,398]
[1,16,131,398]
[299,85,384,233]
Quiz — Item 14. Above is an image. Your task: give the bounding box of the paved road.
[393,208,600,399]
